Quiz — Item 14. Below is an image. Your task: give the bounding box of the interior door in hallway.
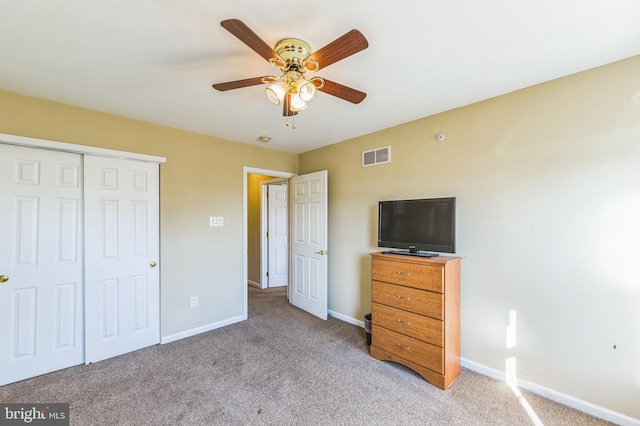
[290,170,328,320]
[84,155,160,364]
[267,183,288,287]
[0,144,84,385]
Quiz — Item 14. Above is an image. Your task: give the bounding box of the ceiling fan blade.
[220,19,281,63]
[317,79,366,104]
[282,93,298,116]
[306,29,368,70]
[212,77,267,91]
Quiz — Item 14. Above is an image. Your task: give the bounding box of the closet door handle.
[0,275,8,283]
[150,262,157,268]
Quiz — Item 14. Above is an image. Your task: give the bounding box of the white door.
[267,183,288,288]
[0,144,84,385]
[290,170,328,320]
[84,156,160,363]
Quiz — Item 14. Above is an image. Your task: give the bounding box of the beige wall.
[0,89,299,337]
[299,55,640,418]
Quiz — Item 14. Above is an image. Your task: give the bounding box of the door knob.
[150,262,157,268]
[314,250,327,255]
[0,275,9,283]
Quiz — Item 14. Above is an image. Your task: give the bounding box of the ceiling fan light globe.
[265,88,280,105]
[266,82,287,105]
[289,93,307,111]
[297,79,316,102]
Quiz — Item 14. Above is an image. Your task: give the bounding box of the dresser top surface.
[370,252,461,266]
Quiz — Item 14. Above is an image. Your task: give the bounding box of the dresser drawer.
[372,302,443,346]
[372,281,443,319]
[372,258,443,292]
[372,324,443,374]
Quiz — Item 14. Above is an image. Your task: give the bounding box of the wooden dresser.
[369,252,461,390]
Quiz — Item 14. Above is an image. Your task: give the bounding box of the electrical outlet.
[190,296,198,308]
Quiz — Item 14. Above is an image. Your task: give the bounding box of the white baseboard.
[160,315,245,344]
[461,358,640,426]
[328,309,364,328]
[248,280,262,289]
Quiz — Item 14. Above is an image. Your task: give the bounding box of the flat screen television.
[378,197,456,257]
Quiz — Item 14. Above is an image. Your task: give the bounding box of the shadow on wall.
[359,254,372,322]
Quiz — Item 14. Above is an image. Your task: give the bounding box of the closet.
[0,136,165,385]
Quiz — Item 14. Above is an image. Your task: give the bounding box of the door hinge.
[266,272,269,277]
[266,231,269,238]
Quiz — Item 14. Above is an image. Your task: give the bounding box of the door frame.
[260,178,288,289]
[243,167,296,319]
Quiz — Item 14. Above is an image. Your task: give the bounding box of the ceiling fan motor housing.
[275,39,310,62]
[271,38,319,72]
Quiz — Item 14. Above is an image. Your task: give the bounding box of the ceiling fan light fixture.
[213,19,369,128]
[265,81,287,104]
[295,78,316,102]
[289,93,307,111]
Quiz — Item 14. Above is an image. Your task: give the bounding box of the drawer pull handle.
[396,319,410,325]
[396,295,411,301]
[396,343,410,350]
[396,271,411,276]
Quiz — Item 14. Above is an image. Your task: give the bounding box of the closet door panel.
[84,156,160,363]
[0,144,84,386]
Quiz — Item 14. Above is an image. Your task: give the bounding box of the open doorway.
[243,167,296,320]
[243,167,329,321]
[246,173,288,289]
[247,173,278,289]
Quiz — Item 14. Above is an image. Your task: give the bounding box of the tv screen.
[378,197,455,256]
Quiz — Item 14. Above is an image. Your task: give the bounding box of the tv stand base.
[381,250,439,258]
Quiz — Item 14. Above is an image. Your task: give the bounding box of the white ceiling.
[1,1,639,154]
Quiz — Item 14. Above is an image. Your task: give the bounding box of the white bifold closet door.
[0,144,160,385]
[83,155,160,364]
[0,145,84,385]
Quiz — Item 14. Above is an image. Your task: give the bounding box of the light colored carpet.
[1,286,613,425]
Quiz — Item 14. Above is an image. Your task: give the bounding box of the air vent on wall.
[362,146,391,167]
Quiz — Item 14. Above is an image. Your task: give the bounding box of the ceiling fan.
[212,19,369,120]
